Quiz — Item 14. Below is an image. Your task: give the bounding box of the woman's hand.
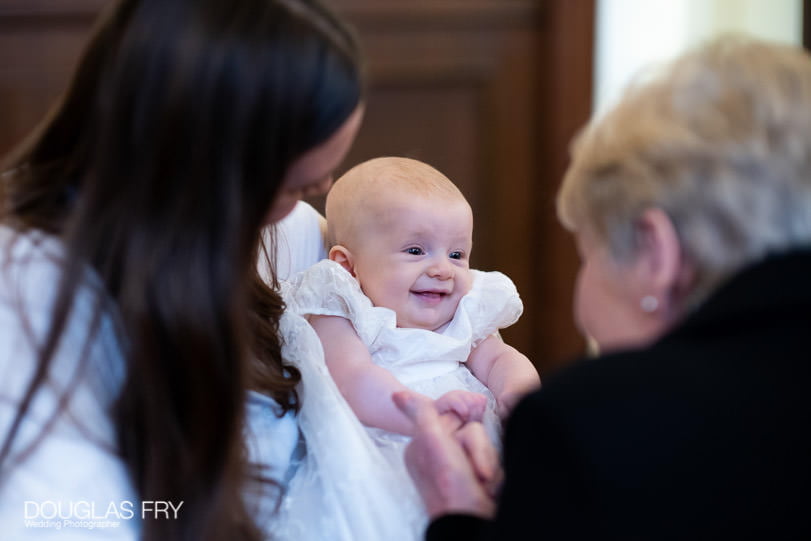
[393,390,500,519]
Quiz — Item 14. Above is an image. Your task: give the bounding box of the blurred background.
[0,0,803,376]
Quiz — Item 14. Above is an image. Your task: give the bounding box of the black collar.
[664,248,811,341]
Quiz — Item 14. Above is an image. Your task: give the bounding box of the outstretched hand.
[393,390,499,519]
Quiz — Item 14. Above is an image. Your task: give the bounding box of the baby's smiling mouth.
[411,289,449,302]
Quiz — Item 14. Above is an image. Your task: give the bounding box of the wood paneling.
[330,0,594,373]
[0,0,105,154]
[0,0,594,375]
[804,0,811,51]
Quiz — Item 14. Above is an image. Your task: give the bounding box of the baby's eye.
[449,251,464,260]
[406,247,424,256]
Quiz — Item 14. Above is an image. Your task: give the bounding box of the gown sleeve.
[448,270,524,348]
[281,259,397,348]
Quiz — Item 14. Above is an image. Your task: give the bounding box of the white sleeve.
[0,230,139,539]
[243,391,300,533]
[260,201,327,282]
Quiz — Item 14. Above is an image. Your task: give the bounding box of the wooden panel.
[533,0,596,371]
[805,0,811,50]
[330,0,594,373]
[0,0,594,375]
[0,0,104,155]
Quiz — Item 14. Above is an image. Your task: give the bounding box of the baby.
[274,157,539,540]
[319,156,538,428]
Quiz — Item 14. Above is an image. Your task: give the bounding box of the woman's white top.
[0,206,323,538]
[258,200,327,283]
[245,200,327,533]
[270,259,523,540]
[0,226,139,539]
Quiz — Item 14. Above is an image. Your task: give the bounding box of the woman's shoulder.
[0,224,124,422]
[0,225,64,273]
[0,230,136,538]
[0,225,108,331]
[271,201,328,280]
[0,226,65,332]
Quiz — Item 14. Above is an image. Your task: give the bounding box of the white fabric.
[0,226,139,539]
[243,392,300,536]
[271,259,523,540]
[271,311,423,540]
[245,199,325,535]
[260,201,327,282]
[0,226,302,540]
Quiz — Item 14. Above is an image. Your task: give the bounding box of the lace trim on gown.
[271,260,524,540]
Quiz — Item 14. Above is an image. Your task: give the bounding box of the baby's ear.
[329,245,356,276]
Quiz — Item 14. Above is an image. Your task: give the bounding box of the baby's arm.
[310,315,488,435]
[309,314,417,435]
[467,335,541,418]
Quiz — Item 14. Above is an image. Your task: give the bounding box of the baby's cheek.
[458,271,474,296]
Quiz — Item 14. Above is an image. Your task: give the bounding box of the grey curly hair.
[558,34,811,306]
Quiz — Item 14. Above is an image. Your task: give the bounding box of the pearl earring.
[640,295,659,313]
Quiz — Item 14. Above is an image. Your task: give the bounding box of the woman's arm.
[466,335,540,418]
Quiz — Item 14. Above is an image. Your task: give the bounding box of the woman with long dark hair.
[0,0,363,538]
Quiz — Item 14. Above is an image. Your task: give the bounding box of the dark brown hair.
[0,0,362,538]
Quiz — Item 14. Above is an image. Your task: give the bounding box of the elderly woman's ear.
[632,207,694,320]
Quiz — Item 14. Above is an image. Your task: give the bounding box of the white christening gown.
[271,259,523,540]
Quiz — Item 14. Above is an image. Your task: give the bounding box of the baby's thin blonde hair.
[557,34,811,306]
[326,156,468,249]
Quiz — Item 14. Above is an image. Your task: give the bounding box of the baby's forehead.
[370,196,473,238]
[369,181,463,206]
[348,158,461,198]
[327,157,471,243]
[366,187,470,221]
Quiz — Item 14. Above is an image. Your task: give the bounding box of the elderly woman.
[398,35,811,539]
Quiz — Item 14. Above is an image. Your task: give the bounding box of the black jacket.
[428,250,811,540]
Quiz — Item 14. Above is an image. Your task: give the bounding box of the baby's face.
[350,195,473,331]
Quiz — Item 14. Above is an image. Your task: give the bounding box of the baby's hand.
[435,390,487,423]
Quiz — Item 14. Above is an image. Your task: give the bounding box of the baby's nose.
[427,258,454,279]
